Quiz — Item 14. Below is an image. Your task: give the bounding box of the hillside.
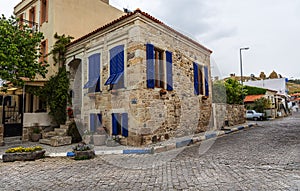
[287,82,300,94]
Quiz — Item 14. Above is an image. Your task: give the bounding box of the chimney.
[101,0,109,4]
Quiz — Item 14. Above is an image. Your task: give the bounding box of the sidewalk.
[0,122,257,159]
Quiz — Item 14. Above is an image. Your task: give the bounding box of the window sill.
[86,92,101,98]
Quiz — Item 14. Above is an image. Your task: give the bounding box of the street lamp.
[239,47,249,86]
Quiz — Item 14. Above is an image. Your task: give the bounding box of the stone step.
[49,136,72,147]
[42,131,57,139]
[39,138,52,145]
[4,136,22,142]
[4,136,22,146]
[60,125,69,129]
[54,128,68,135]
[39,136,72,147]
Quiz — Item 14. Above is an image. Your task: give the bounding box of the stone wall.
[0,125,4,146]
[213,103,246,130]
[67,14,212,146]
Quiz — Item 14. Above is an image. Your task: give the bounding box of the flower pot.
[2,150,46,162]
[31,133,42,142]
[74,150,95,160]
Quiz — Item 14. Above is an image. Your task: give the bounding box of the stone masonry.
[0,125,4,146]
[66,10,212,146]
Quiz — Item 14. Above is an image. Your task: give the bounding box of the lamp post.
[239,47,249,86]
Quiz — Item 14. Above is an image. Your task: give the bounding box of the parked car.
[246,110,264,121]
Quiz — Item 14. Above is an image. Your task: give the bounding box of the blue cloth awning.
[83,77,99,89]
[104,72,123,85]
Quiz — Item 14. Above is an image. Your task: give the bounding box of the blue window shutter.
[87,53,101,92]
[121,113,128,137]
[204,66,209,96]
[146,43,155,88]
[88,53,100,80]
[112,113,118,135]
[97,114,102,128]
[193,62,199,95]
[90,114,95,133]
[109,45,124,88]
[166,51,173,91]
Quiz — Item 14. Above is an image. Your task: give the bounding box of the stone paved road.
[0,113,299,191]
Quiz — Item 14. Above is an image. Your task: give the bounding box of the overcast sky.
[1,0,300,79]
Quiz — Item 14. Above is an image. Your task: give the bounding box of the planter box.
[74,150,95,160]
[2,150,46,162]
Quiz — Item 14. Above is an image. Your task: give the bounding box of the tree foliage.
[245,86,266,95]
[225,78,247,105]
[253,97,271,113]
[0,15,48,89]
[50,33,74,67]
[212,79,247,105]
[43,66,70,125]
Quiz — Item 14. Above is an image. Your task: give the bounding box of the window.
[146,43,173,90]
[40,40,48,64]
[193,62,209,96]
[40,0,48,24]
[112,113,128,137]
[154,48,164,88]
[19,14,24,28]
[29,7,35,28]
[104,45,125,89]
[83,53,101,92]
[90,113,102,133]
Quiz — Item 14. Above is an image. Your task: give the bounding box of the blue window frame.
[193,62,209,96]
[112,112,128,137]
[83,53,101,92]
[146,43,173,90]
[104,45,124,89]
[90,113,102,133]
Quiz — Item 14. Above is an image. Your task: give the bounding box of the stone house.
[66,9,213,146]
[0,0,124,144]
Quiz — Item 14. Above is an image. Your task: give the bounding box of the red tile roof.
[67,9,212,53]
[244,94,264,103]
[291,93,300,97]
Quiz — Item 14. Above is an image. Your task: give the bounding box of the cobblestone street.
[0,113,299,191]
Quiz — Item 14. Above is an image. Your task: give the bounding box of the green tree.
[42,33,73,124]
[253,97,271,113]
[0,15,48,89]
[245,86,266,95]
[225,78,247,104]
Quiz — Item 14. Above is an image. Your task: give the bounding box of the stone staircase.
[39,124,72,147]
[4,136,22,146]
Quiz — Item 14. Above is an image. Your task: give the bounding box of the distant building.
[244,78,288,96]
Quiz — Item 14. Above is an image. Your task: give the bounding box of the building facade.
[66,10,213,146]
[13,0,124,113]
[0,0,125,142]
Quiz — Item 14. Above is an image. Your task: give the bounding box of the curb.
[0,123,257,159]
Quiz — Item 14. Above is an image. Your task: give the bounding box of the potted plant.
[72,142,95,160]
[2,146,45,162]
[31,127,42,142]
